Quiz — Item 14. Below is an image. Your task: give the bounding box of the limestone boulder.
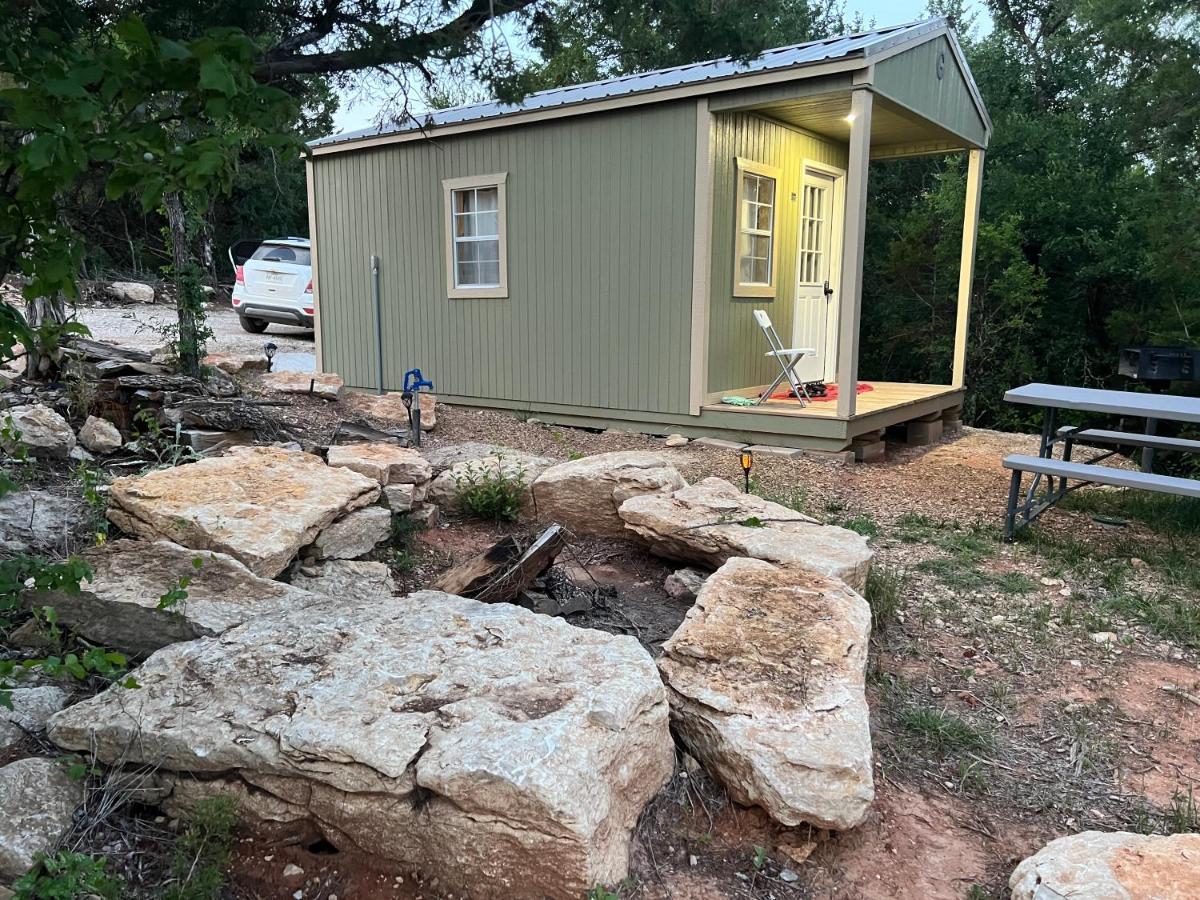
[0,687,69,751]
[326,443,431,486]
[0,490,85,555]
[105,281,155,303]
[204,352,267,375]
[312,506,392,560]
[426,451,556,514]
[0,758,83,880]
[346,391,437,431]
[531,451,687,538]
[619,477,872,592]
[78,415,122,454]
[33,539,318,657]
[381,482,423,512]
[107,446,380,577]
[1,404,75,459]
[262,370,343,401]
[1011,831,1200,899]
[422,442,512,472]
[659,557,874,830]
[291,560,396,604]
[49,592,674,898]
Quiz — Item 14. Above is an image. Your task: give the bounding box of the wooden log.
[66,337,155,364]
[432,525,567,605]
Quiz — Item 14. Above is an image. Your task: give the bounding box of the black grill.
[1119,346,1199,383]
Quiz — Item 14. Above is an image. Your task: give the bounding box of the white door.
[792,169,840,383]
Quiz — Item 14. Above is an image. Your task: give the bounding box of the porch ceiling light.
[844,113,856,123]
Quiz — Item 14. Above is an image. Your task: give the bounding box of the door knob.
[823,281,833,298]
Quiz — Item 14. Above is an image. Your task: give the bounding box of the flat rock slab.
[0,757,83,880]
[1010,831,1200,899]
[326,443,431,486]
[0,687,69,751]
[291,560,396,604]
[531,450,687,539]
[204,352,268,375]
[49,593,674,898]
[34,539,318,657]
[659,557,874,830]
[619,477,872,592]
[107,446,380,577]
[262,371,344,400]
[426,451,556,514]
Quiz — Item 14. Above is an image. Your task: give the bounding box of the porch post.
[952,148,985,389]
[836,88,873,418]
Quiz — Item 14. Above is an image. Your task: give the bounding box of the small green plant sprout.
[61,754,101,782]
[752,844,769,870]
[157,557,204,611]
[74,461,110,543]
[865,565,906,632]
[13,850,122,900]
[586,886,620,900]
[838,513,879,538]
[1167,786,1200,834]
[452,459,527,522]
[739,516,766,528]
[164,796,239,900]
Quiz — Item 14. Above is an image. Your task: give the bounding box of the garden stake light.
[740,449,753,493]
[263,342,278,372]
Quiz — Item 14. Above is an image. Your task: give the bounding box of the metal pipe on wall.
[371,255,384,395]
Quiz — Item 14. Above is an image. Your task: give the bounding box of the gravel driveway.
[75,303,316,364]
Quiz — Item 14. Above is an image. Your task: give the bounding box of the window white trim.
[733,158,781,299]
[443,172,508,299]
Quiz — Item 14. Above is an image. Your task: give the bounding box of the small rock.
[0,490,84,555]
[291,560,395,604]
[664,434,689,447]
[78,416,122,454]
[313,507,392,560]
[382,482,417,512]
[68,445,94,462]
[664,567,708,602]
[0,686,69,750]
[1090,631,1118,645]
[1130,557,1145,568]
[283,863,304,878]
[408,504,439,529]
[779,868,799,883]
[1,404,75,459]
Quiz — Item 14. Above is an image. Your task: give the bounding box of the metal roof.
[310,18,949,149]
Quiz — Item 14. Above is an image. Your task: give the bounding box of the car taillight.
[304,279,313,294]
[303,307,314,315]
[235,265,245,285]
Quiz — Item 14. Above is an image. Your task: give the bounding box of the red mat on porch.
[770,382,874,402]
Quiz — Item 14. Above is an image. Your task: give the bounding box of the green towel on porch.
[720,396,756,407]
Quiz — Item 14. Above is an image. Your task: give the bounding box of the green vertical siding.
[875,36,988,148]
[311,101,697,415]
[706,113,848,393]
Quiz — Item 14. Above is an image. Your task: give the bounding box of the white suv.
[231,238,314,333]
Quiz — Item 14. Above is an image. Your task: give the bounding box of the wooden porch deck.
[702,382,962,420]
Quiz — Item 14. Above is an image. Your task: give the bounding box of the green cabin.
[306,18,991,453]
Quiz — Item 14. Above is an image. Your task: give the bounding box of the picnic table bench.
[1001,383,1200,538]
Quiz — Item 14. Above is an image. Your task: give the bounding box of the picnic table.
[1001,382,1200,538]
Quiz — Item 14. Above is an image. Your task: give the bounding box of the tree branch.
[254,0,538,81]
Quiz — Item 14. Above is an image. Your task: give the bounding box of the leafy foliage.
[163,797,238,900]
[452,460,527,522]
[13,850,123,900]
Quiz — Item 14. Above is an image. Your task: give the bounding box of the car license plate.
[263,271,287,283]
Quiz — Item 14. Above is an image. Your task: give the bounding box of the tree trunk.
[163,192,202,378]
[23,291,68,380]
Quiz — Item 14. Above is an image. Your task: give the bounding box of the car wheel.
[239,316,268,334]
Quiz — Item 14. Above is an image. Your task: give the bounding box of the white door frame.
[794,159,846,383]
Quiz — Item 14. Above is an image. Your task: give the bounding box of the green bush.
[452,460,526,522]
[13,851,122,899]
[163,797,238,900]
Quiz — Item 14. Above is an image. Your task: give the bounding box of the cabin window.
[442,173,508,298]
[733,158,780,299]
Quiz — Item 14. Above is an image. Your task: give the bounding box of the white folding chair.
[753,309,816,406]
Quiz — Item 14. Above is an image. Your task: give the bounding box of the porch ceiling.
[748,92,972,159]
